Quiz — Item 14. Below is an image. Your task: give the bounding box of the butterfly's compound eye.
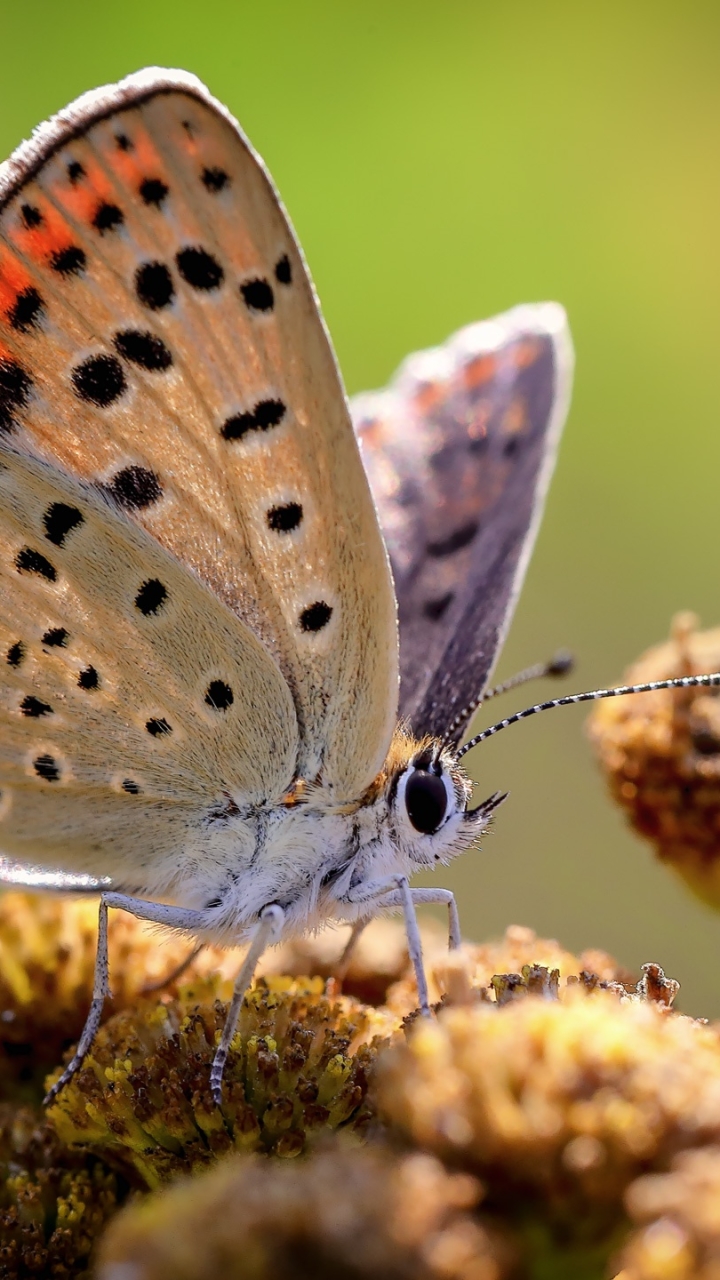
[404,768,450,834]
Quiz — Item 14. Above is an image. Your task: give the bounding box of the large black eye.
[405,769,449,834]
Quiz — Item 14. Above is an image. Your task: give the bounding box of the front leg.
[44,892,210,1105]
[343,875,432,1016]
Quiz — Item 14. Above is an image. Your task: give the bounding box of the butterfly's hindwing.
[0,68,398,800]
[0,446,298,886]
[353,304,573,741]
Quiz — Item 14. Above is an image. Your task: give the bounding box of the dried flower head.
[588,613,720,909]
[0,1101,120,1279]
[621,1146,720,1280]
[95,1142,512,1280]
[376,989,720,1262]
[48,975,395,1188]
[386,923,628,1015]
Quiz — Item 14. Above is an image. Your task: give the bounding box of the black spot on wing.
[221,399,286,441]
[274,254,291,285]
[43,503,84,547]
[6,642,24,668]
[146,717,172,737]
[104,466,162,510]
[134,579,167,616]
[205,680,234,711]
[115,133,132,151]
[135,262,175,310]
[0,359,32,434]
[267,502,302,533]
[34,754,59,781]
[16,548,56,581]
[114,330,172,371]
[426,520,479,558]
[202,167,229,192]
[77,666,99,690]
[423,592,454,621]
[122,778,141,794]
[72,354,126,407]
[50,245,86,276]
[139,178,169,207]
[299,602,332,633]
[66,160,84,184]
[21,695,52,717]
[9,288,44,332]
[241,279,274,312]
[176,247,224,291]
[20,204,42,228]
[93,203,124,233]
[42,627,68,648]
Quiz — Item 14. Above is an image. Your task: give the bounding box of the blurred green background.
[3,1,720,1013]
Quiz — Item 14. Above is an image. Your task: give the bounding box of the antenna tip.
[547,649,574,678]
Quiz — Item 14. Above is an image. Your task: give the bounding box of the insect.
[0,69,718,1106]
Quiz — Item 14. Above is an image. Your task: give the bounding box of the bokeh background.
[3,1,720,1013]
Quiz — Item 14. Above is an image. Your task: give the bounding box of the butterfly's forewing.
[0,447,298,888]
[0,68,397,798]
[353,304,573,741]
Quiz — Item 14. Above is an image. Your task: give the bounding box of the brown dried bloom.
[588,613,720,910]
[386,923,628,1015]
[96,1142,512,1280]
[376,990,720,1252]
[48,974,395,1188]
[0,1102,120,1279]
[621,1146,720,1280]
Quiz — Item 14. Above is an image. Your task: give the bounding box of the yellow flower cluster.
[2,890,720,1278]
[48,973,394,1186]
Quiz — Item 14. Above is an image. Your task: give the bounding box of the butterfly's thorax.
[162,728,477,947]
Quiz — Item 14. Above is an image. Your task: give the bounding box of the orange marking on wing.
[8,200,76,264]
[0,340,15,363]
[104,123,167,189]
[501,397,527,436]
[51,158,116,224]
[411,382,445,414]
[461,354,498,391]
[0,251,32,313]
[178,120,200,157]
[513,338,543,369]
[466,402,491,443]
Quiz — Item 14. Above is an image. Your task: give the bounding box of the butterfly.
[0,67,573,1104]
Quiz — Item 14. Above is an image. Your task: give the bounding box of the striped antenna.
[456,672,720,760]
[444,649,574,744]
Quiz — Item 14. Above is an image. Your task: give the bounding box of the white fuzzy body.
[157,765,477,947]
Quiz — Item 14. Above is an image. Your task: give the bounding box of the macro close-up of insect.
[2,9,720,1278]
[0,68,718,1112]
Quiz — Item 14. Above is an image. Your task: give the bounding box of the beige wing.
[0,446,298,885]
[0,67,398,798]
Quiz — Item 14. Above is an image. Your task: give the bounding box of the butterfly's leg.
[44,897,110,1104]
[44,893,211,1105]
[343,876,431,1016]
[210,903,285,1106]
[401,887,461,951]
[333,918,369,984]
[141,942,206,995]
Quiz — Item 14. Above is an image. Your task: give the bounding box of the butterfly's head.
[372,731,501,870]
